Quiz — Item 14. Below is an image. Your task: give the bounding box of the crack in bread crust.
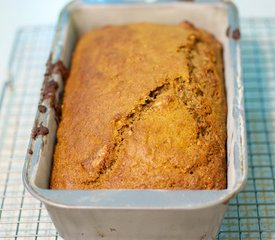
[80,34,221,184]
[80,81,171,183]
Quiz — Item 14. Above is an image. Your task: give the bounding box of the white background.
[0,0,274,86]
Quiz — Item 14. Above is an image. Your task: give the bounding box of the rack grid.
[0,19,275,239]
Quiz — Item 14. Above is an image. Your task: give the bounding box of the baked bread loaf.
[50,22,227,190]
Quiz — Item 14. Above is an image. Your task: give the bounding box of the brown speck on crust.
[32,123,49,140]
[38,105,47,113]
[232,28,241,40]
[28,148,33,155]
[180,20,195,29]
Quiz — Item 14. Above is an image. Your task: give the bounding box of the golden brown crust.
[50,22,227,190]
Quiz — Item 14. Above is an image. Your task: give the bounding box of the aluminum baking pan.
[23,0,247,239]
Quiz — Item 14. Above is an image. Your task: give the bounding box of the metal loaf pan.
[23,0,247,239]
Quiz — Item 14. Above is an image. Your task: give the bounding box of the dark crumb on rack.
[45,60,69,81]
[38,105,47,113]
[41,59,69,121]
[28,148,33,155]
[31,123,49,139]
[226,26,241,40]
[232,28,241,40]
[226,26,230,37]
[42,80,58,99]
[53,60,69,80]
[41,80,59,109]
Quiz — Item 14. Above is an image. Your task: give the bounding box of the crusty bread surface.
[50,22,227,190]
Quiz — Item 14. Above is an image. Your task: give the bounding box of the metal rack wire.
[218,19,275,240]
[0,19,275,239]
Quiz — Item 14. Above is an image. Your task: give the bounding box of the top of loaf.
[51,22,227,190]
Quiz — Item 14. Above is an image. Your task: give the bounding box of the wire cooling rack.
[0,19,275,239]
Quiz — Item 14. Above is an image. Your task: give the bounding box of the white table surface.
[0,0,274,88]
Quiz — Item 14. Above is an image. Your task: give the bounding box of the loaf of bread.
[50,22,227,190]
